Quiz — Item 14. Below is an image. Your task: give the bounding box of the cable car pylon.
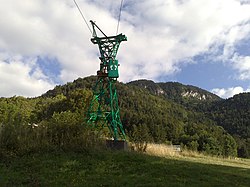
[87,20,127,142]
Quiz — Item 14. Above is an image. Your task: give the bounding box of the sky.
[0,0,250,98]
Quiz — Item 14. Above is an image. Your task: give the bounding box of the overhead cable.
[73,0,92,35]
[116,0,124,35]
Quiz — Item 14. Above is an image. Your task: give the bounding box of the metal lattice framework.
[87,21,127,140]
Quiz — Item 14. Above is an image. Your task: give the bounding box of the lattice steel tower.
[87,20,127,140]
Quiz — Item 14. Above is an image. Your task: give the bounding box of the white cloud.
[119,0,250,82]
[0,0,98,90]
[211,86,250,98]
[0,0,250,96]
[0,57,54,97]
[232,54,250,80]
[214,19,250,80]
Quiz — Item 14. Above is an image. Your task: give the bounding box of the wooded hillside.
[0,76,249,158]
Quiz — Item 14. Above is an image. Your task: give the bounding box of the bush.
[0,111,105,157]
[129,124,151,152]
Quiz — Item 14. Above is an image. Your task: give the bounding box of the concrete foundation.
[106,140,128,150]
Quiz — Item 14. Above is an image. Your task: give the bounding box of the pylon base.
[106,140,128,150]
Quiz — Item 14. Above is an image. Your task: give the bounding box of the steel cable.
[73,0,92,35]
[116,0,124,35]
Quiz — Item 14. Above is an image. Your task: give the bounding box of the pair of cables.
[73,0,124,36]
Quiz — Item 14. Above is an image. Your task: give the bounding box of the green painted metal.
[87,21,127,140]
[108,59,119,78]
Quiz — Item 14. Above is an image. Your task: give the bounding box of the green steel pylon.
[87,20,127,140]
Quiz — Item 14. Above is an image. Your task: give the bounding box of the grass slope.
[0,151,249,187]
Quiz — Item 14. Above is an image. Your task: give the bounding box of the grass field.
[0,149,249,187]
[146,143,250,169]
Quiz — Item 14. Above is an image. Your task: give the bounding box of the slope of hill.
[127,79,250,158]
[128,80,221,101]
[128,79,222,111]
[42,76,96,97]
[210,93,250,137]
[209,93,250,157]
[118,83,237,157]
[1,76,249,158]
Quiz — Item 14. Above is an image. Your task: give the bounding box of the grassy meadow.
[0,144,249,187]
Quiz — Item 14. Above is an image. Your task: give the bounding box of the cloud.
[121,0,250,82]
[0,0,250,96]
[232,54,250,80]
[211,14,250,80]
[0,0,98,91]
[211,86,250,98]
[0,56,54,97]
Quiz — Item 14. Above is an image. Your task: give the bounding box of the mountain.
[40,77,237,155]
[36,77,250,157]
[127,79,250,157]
[1,76,249,158]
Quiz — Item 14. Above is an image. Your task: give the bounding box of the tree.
[222,135,237,157]
[129,124,151,152]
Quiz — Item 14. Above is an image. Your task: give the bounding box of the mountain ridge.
[43,76,222,101]
[127,79,221,101]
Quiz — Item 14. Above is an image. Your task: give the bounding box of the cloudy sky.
[0,0,250,98]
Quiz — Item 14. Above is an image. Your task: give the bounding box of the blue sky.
[0,0,250,98]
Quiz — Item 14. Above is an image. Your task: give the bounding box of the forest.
[0,76,249,158]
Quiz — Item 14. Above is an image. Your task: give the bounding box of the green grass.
[0,150,249,187]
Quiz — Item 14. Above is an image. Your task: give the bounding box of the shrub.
[129,124,151,152]
[0,111,105,157]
